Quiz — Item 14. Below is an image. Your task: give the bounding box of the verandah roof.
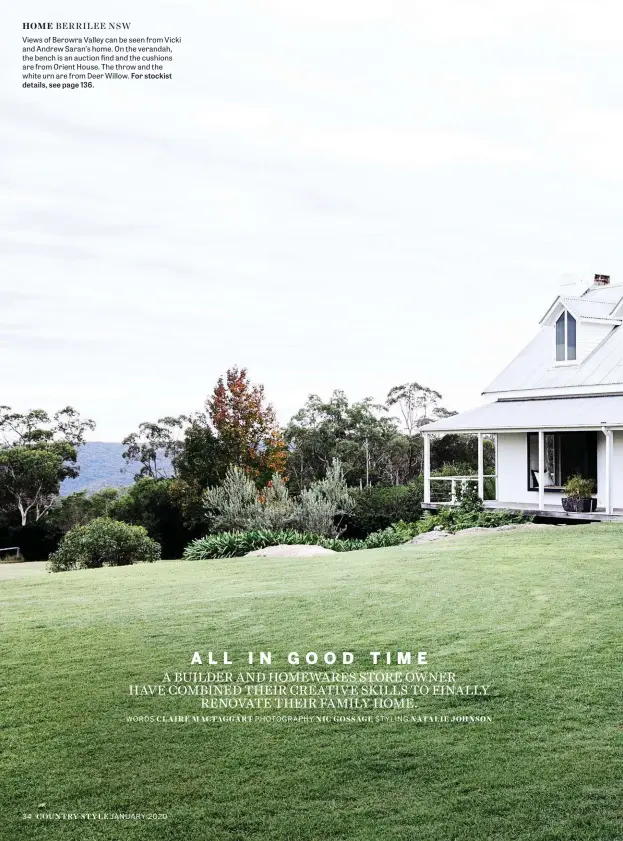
[422,395,623,433]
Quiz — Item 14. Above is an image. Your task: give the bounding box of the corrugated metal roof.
[560,297,621,320]
[483,324,623,393]
[422,395,623,432]
[581,284,623,304]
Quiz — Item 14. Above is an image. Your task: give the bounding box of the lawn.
[1,525,621,841]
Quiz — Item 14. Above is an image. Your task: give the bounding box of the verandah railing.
[429,475,497,504]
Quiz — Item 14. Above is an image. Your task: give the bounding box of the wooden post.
[423,433,431,504]
[605,429,613,515]
[494,433,498,500]
[477,432,484,501]
[538,430,545,511]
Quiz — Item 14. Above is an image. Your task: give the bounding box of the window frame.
[527,432,561,491]
[526,431,597,493]
[554,309,577,364]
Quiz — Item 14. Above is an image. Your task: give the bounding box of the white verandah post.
[423,432,431,504]
[477,432,484,501]
[538,430,545,511]
[494,433,498,501]
[604,428,613,515]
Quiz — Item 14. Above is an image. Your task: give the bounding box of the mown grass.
[0,524,621,840]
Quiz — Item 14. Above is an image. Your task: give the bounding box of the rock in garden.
[516,522,557,528]
[453,527,493,536]
[408,531,452,544]
[245,544,337,557]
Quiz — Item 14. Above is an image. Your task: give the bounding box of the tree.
[51,406,97,449]
[166,415,227,528]
[122,416,187,479]
[0,405,95,526]
[174,414,227,490]
[111,478,193,559]
[47,488,120,534]
[0,447,68,526]
[431,434,495,474]
[0,405,95,448]
[385,382,457,481]
[207,366,287,484]
[284,390,401,491]
[120,367,286,525]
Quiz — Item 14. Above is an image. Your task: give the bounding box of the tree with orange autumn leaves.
[206,366,287,486]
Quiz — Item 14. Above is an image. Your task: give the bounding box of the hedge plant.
[48,517,161,572]
[183,525,409,560]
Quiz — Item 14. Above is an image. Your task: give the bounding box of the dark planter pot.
[562,497,596,513]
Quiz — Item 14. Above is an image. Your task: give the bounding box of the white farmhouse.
[421,274,623,520]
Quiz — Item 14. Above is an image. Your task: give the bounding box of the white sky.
[4,1,623,439]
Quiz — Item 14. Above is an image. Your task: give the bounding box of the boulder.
[245,544,337,557]
[408,531,452,545]
[453,527,492,536]
[514,522,557,529]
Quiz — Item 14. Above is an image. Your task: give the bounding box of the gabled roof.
[540,286,623,325]
[483,283,623,395]
[483,322,623,394]
[558,297,621,322]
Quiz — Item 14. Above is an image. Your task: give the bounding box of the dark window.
[527,431,597,491]
[556,313,566,361]
[567,313,576,360]
[555,310,577,362]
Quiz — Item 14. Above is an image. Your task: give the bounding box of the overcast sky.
[4,1,623,439]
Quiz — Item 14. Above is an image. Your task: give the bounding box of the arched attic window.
[556,310,576,362]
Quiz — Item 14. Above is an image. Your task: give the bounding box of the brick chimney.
[594,273,611,286]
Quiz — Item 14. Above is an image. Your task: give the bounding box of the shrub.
[454,482,483,512]
[48,517,161,572]
[563,475,595,499]
[183,496,532,559]
[344,482,423,538]
[363,524,414,549]
[202,459,353,537]
[183,521,418,560]
[203,466,264,532]
[412,506,529,535]
[259,475,298,530]
[294,459,354,537]
[183,529,362,559]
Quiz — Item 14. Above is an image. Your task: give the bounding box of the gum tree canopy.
[0,405,95,526]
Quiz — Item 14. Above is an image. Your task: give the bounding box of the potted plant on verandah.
[562,475,597,513]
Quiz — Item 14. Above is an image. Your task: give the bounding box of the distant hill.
[60,443,171,496]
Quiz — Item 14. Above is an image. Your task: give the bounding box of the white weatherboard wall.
[576,322,612,361]
[496,433,533,505]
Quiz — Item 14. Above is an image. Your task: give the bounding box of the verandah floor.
[421,501,623,522]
